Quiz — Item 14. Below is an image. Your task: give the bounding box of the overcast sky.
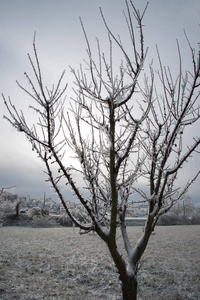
[0,0,200,205]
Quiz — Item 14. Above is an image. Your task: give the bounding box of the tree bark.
[121,273,138,300]
[107,239,138,300]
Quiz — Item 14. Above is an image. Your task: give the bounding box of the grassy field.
[0,225,199,299]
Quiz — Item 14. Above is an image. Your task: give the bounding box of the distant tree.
[57,214,73,227]
[15,200,21,217]
[27,207,49,218]
[0,186,16,217]
[171,195,197,219]
[182,196,195,217]
[2,1,200,299]
[0,186,15,200]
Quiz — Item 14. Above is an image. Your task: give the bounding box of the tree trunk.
[15,201,21,217]
[121,274,138,300]
[108,241,138,300]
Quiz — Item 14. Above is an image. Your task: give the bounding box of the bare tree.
[2,1,200,299]
[0,186,15,199]
[0,186,15,210]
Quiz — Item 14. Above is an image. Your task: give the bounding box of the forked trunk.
[121,272,138,300]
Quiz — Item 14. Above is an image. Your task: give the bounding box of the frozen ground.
[0,225,199,299]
